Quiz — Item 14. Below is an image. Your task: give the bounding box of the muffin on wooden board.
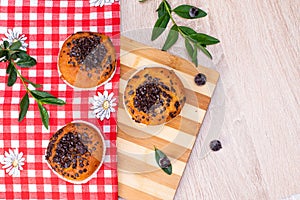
[45,121,105,184]
[58,32,116,89]
[124,67,186,125]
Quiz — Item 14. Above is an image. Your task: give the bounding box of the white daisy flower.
[90,0,117,7]
[91,90,117,121]
[0,148,25,177]
[2,28,28,51]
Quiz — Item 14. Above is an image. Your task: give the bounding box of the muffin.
[124,67,186,125]
[45,121,105,184]
[58,32,116,89]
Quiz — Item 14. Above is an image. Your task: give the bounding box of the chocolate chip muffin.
[58,32,116,89]
[45,121,105,184]
[124,67,186,125]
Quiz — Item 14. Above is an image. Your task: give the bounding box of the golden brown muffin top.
[124,67,186,125]
[58,32,116,89]
[45,122,104,182]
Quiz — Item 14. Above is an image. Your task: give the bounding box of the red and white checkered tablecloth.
[0,0,120,199]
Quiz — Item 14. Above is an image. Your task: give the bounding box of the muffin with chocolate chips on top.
[124,67,186,125]
[45,121,105,184]
[58,32,116,89]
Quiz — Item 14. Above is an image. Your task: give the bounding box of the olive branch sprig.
[0,40,66,129]
[149,0,220,66]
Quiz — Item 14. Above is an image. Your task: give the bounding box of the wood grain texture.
[121,0,300,200]
[118,37,219,200]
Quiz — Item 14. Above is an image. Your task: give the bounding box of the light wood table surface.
[120,1,300,199]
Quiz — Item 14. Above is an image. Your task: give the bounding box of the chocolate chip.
[161,84,170,91]
[169,112,177,118]
[171,87,176,93]
[162,91,167,98]
[174,101,180,109]
[128,90,134,95]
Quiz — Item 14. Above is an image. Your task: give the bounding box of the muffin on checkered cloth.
[45,122,105,183]
[58,32,116,89]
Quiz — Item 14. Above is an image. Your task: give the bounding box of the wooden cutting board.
[117,36,219,200]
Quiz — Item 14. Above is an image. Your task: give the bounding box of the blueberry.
[194,73,207,86]
[189,7,199,18]
[209,140,222,151]
[159,156,171,168]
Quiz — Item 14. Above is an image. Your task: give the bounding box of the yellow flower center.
[102,100,110,110]
[13,39,19,43]
[12,159,18,167]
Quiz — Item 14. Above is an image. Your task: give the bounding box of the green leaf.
[10,53,18,60]
[185,39,194,59]
[154,146,172,175]
[151,13,170,41]
[22,77,41,88]
[40,97,66,106]
[173,5,207,19]
[31,90,55,99]
[162,25,179,51]
[19,93,29,122]
[156,1,171,18]
[197,44,212,59]
[3,41,9,49]
[6,61,14,74]
[192,43,198,67]
[7,67,17,87]
[178,26,197,36]
[38,103,49,129]
[9,41,22,50]
[0,50,8,61]
[16,51,31,60]
[156,2,165,18]
[189,33,220,45]
[16,56,36,68]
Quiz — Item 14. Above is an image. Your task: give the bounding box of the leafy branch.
[0,41,66,129]
[150,0,220,66]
